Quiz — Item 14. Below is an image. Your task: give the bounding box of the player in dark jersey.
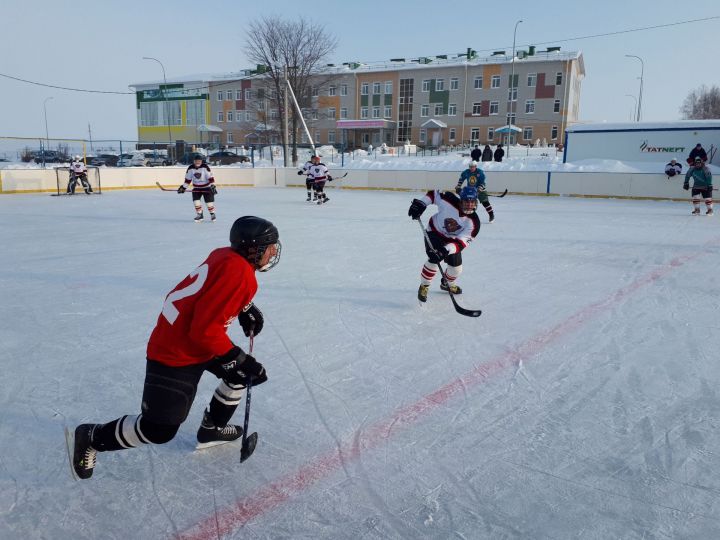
[178,154,217,222]
[68,216,281,480]
[408,186,481,302]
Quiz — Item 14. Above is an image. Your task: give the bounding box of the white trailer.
[563,120,720,164]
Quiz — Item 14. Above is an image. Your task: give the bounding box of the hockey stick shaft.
[489,188,508,198]
[417,220,482,317]
[240,333,258,462]
[155,181,197,192]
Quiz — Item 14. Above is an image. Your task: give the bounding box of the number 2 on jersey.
[161,264,208,324]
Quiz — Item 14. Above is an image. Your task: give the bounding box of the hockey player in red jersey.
[408,186,481,302]
[178,154,217,222]
[69,216,281,480]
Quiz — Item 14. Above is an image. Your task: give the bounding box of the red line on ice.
[179,246,711,540]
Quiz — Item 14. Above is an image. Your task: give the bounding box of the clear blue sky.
[2,0,719,141]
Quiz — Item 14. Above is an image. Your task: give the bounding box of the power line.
[0,72,134,94]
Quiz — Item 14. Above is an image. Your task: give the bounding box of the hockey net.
[52,167,102,196]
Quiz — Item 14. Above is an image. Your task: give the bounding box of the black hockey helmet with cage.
[230,216,281,271]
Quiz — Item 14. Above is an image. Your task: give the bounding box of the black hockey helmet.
[230,216,281,271]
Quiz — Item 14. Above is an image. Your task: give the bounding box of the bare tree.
[244,16,338,164]
[680,85,720,119]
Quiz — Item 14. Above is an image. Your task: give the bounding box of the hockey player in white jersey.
[298,154,320,201]
[67,155,93,195]
[307,155,333,204]
[178,154,218,222]
[408,186,481,302]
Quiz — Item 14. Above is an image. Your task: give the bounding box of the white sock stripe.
[134,415,151,445]
[117,414,145,448]
[214,381,245,405]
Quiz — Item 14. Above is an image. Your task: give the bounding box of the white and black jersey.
[307,162,329,183]
[70,160,87,176]
[184,163,215,190]
[420,190,480,254]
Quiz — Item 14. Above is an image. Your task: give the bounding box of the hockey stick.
[155,181,196,193]
[417,220,482,317]
[240,334,258,462]
[489,188,508,198]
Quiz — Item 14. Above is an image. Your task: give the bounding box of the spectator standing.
[687,143,708,165]
[481,145,493,162]
[494,144,505,162]
[470,145,482,161]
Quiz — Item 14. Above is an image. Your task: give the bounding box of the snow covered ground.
[2,187,720,539]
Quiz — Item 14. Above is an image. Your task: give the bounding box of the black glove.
[408,199,427,220]
[683,182,689,191]
[327,175,333,182]
[455,185,462,194]
[428,245,449,264]
[238,302,264,337]
[177,185,186,194]
[297,170,304,175]
[210,184,218,195]
[218,346,268,386]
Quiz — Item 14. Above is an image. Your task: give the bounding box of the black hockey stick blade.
[240,432,258,462]
[449,294,482,317]
[491,188,508,198]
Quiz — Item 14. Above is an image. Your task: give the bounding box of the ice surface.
[1,187,719,539]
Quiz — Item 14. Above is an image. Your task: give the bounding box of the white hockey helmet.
[469,160,478,168]
[74,155,81,160]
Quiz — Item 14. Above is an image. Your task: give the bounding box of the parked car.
[33,150,69,163]
[208,151,250,165]
[142,152,171,166]
[116,153,136,167]
[89,154,120,167]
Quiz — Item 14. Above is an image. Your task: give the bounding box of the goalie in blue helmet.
[407,185,481,303]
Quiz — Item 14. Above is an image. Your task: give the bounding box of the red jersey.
[147,247,257,367]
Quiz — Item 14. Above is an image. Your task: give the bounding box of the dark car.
[33,150,69,163]
[89,154,120,167]
[208,151,250,165]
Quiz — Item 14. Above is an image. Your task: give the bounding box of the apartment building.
[131,47,584,149]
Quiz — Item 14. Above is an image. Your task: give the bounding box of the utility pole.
[88,123,94,151]
[283,65,290,167]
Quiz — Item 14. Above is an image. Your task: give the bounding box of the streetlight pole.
[143,56,173,144]
[507,19,523,158]
[624,94,638,122]
[625,55,644,122]
[42,96,54,168]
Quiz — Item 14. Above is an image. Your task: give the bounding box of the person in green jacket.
[684,156,713,216]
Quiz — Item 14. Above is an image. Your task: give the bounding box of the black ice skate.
[417,284,430,303]
[69,424,98,480]
[440,278,462,295]
[194,212,204,222]
[488,214,495,223]
[707,209,714,216]
[196,410,243,449]
[210,212,216,222]
[306,195,311,202]
[691,208,701,216]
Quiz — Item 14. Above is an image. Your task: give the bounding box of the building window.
[523,127,533,140]
[384,105,392,118]
[139,102,158,126]
[506,113,516,125]
[328,85,336,96]
[361,83,369,95]
[227,132,234,144]
[269,109,278,120]
[385,81,392,94]
[217,111,224,122]
[245,89,252,100]
[553,99,561,113]
[491,75,501,88]
[419,129,426,143]
[311,110,318,120]
[449,128,456,141]
[235,89,242,100]
[474,76,483,89]
[450,78,459,90]
[373,82,381,94]
[217,91,223,101]
[340,107,348,119]
[341,84,348,96]
[556,72,563,85]
[435,79,444,91]
[527,73,537,87]
[328,107,336,119]
[434,103,443,115]
[315,130,321,144]
[328,130,336,143]
[361,107,369,118]
[225,92,232,101]
[508,87,517,101]
[421,104,429,117]
[472,102,482,115]
[551,126,558,140]
[372,106,380,118]
[226,111,233,122]
[448,103,457,116]
[470,128,479,142]
[488,127,495,140]
[525,100,535,114]
[422,80,431,92]
[310,86,318,97]
[185,100,205,125]
[489,101,499,115]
